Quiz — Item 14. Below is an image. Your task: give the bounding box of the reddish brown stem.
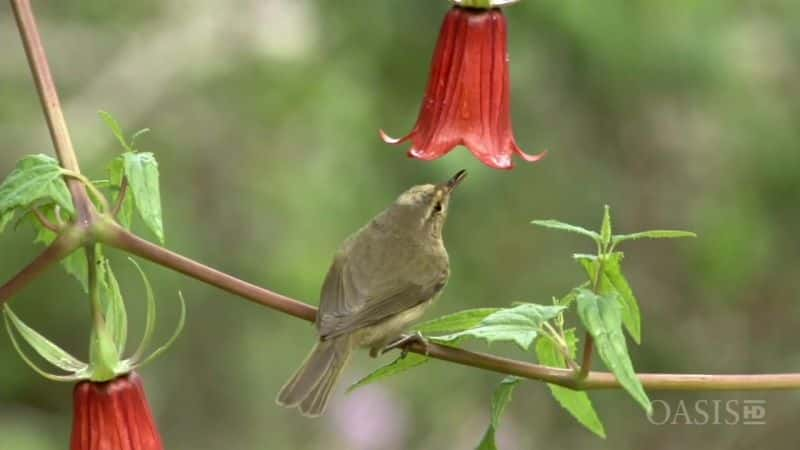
[101,222,316,322]
[10,0,94,223]
[0,230,82,306]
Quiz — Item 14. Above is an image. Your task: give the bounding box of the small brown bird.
[276,170,467,417]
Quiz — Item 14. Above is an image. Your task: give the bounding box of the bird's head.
[388,169,467,237]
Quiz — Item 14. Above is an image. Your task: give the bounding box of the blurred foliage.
[2,0,800,449]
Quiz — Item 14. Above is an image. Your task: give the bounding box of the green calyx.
[2,256,185,383]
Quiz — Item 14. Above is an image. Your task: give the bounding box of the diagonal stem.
[10,0,94,223]
[0,230,83,306]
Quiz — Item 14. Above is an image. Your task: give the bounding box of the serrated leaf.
[536,330,606,438]
[602,254,641,344]
[3,306,87,373]
[476,376,520,450]
[33,223,88,292]
[435,303,565,350]
[414,308,500,335]
[348,353,429,393]
[0,154,74,216]
[576,253,641,344]
[576,289,651,414]
[600,205,612,247]
[99,110,132,152]
[612,230,696,246]
[123,152,164,243]
[531,220,601,242]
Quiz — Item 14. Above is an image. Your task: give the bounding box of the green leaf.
[3,308,86,382]
[476,376,520,450]
[0,154,74,216]
[576,289,651,414]
[33,224,88,292]
[602,254,641,344]
[414,308,500,335]
[435,303,565,350]
[348,353,429,393]
[99,110,132,152]
[531,220,600,242]
[99,260,128,357]
[128,258,157,364]
[536,330,606,438]
[123,152,164,243]
[612,230,696,246]
[576,253,641,344]
[0,210,14,234]
[3,306,87,373]
[108,157,134,229]
[600,205,612,247]
[135,291,186,369]
[89,323,120,382]
[130,128,151,148]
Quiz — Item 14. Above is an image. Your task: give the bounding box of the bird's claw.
[380,332,430,358]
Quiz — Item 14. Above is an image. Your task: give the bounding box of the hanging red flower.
[71,373,164,450]
[381,5,545,170]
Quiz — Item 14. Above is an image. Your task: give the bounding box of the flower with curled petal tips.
[381,6,546,170]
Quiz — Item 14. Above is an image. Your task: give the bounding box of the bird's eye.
[433,202,443,213]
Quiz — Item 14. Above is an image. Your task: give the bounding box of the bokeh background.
[2,0,800,449]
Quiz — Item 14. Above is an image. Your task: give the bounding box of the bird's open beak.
[445,169,467,192]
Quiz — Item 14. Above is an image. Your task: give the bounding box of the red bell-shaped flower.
[381,6,545,170]
[71,372,164,450]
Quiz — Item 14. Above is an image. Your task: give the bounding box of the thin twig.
[10,0,94,222]
[31,206,59,233]
[111,177,129,218]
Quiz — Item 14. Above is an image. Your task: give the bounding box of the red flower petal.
[381,7,545,170]
[71,373,164,450]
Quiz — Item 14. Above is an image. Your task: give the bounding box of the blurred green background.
[2,0,800,448]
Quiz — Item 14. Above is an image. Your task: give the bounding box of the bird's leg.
[380,332,430,358]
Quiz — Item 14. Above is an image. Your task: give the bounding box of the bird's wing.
[318,270,448,339]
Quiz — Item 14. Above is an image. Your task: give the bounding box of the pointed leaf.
[135,291,186,368]
[531,220,600,242]
[476,376,520,450]
[3,310,87,382]
[99,260,128,357]
[600,205,612,247]
[536,329,606,437]
[128,258,157,364]
[612,230,696,246]
[576,253,640,344]
[99,111,132,152]
[0,154,74,216]
[435,303,565,350]
[414,308,500,335]
[576,289,651,414]
[3,307,87,373]
[602,254,641,344]
[348,353,429,393]
[123,152,164,243]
